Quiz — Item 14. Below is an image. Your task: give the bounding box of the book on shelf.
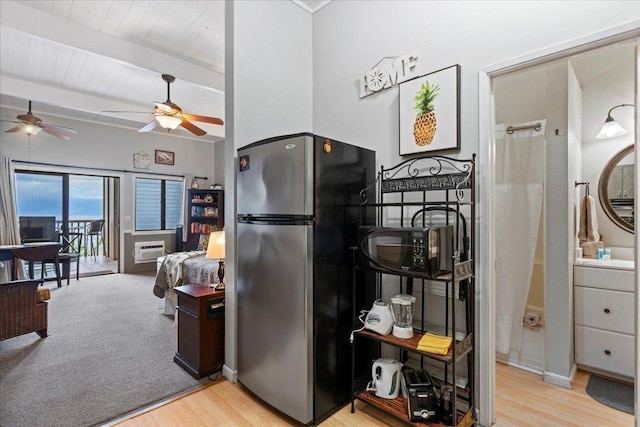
[190,222,217,234]
[191,206,218,217]
[203,207,218,217]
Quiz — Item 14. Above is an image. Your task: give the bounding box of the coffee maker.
[390,294,416,338]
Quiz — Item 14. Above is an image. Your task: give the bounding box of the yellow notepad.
[417,332,453,355]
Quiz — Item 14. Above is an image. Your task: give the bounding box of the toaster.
[402,368,438,422]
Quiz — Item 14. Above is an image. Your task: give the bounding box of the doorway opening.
[479,30,638,426]
[15,170,120,282]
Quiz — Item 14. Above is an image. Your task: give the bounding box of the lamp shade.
[596,119,626,139]
[596,103,634,139]
[24,124,42,135]
[155,114,182,130]
[206,231,225,259]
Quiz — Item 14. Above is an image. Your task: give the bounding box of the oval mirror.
[598,144,634,233]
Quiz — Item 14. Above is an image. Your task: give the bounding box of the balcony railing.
[55,219,104,256]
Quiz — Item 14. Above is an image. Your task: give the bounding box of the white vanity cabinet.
[574,261,635,379]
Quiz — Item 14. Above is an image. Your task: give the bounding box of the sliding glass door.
[15,172,65,240]
[15,170,118,278]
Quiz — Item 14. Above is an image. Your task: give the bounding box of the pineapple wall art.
[413,81,439,146]
[399,65,460,155]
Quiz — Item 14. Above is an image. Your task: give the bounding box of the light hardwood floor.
[116,363,633,426]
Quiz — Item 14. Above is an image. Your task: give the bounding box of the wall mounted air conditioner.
[134,241,165,263]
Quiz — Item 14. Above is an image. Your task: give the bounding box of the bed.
[153,251,221,315]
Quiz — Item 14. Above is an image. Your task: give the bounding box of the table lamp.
[206,231,225,289]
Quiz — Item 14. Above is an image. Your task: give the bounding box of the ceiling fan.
[1,101,78,141]
[106,74,223,136]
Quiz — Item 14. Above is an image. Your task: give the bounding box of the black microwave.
[357,225,454,278]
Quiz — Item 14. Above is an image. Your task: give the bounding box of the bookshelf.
[187,189,224,251]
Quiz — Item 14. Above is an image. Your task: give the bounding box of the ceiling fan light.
[596,118,626,139]
[23,124,42,135]
[155,115,181,130]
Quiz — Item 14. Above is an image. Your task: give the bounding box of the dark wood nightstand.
[174,284,225,379]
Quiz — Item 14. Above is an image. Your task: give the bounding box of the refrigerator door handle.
[237,216,314,226]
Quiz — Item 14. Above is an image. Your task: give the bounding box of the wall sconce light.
[155,114,182,130]
[596,103,634,139]
[206,231,225,290]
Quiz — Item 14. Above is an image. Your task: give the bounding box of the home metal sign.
[359,53,419,98]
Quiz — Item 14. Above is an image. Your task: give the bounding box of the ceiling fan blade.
[154,102,173,114]
[180,118,206,136]
[102,110,152,114]
[138,120,159,133]
[182,113,224,126]
[41,127,72,141]
[1,118,21,124]
[42,124,78,134]
[5,126,21,133]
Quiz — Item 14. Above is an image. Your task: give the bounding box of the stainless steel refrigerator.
[237,133,375,425]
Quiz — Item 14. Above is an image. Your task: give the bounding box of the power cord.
[349,309,369,343]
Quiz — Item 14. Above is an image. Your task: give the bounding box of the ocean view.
[15,173,103,220]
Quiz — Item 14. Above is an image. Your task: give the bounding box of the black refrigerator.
[236,133,376,425]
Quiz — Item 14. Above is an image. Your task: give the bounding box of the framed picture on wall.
[155,149,175,165]
[134,151,151,169]
[399,64,460,155]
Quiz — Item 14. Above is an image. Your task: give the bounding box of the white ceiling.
[0,0,331,144]
[0,0,226,143]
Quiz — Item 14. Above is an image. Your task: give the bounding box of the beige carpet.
[0,273,207,427]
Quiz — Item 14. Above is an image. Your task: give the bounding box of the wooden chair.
[11,244,62,288]
[43,232,83,285]
[0,279,49,341]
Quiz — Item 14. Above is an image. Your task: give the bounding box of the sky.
[16,173,103,221]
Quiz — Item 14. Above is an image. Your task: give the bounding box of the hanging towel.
[581,240,605,259]
[578,195,600,243]
[416,332,453,355]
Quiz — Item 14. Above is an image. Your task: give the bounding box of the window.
[135,178,184,231]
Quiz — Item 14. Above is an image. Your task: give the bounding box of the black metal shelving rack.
[350,155,476,427]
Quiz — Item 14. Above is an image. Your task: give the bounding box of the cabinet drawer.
[573,266,634,292]
[574,286,634,334]
[575,326,634,378]
[176,293,199,317]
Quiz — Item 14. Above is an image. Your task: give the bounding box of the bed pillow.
[197,233,210,251]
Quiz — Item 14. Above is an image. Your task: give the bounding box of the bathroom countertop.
[575,257,635,271]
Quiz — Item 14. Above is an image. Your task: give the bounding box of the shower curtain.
[495,120,546,355]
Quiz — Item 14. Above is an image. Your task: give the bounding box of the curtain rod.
[506,123,542,134]
[11,160,207,180]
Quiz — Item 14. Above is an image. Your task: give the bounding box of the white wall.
[494,67,547,125]
[213,140,226,186]
[312,1,639,170]
[578,47,635,248]
[233,1,313,149]
[225,0,313,381]
[0,107,217,270]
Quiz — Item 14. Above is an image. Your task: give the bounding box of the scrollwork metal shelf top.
[360,154,476,204]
